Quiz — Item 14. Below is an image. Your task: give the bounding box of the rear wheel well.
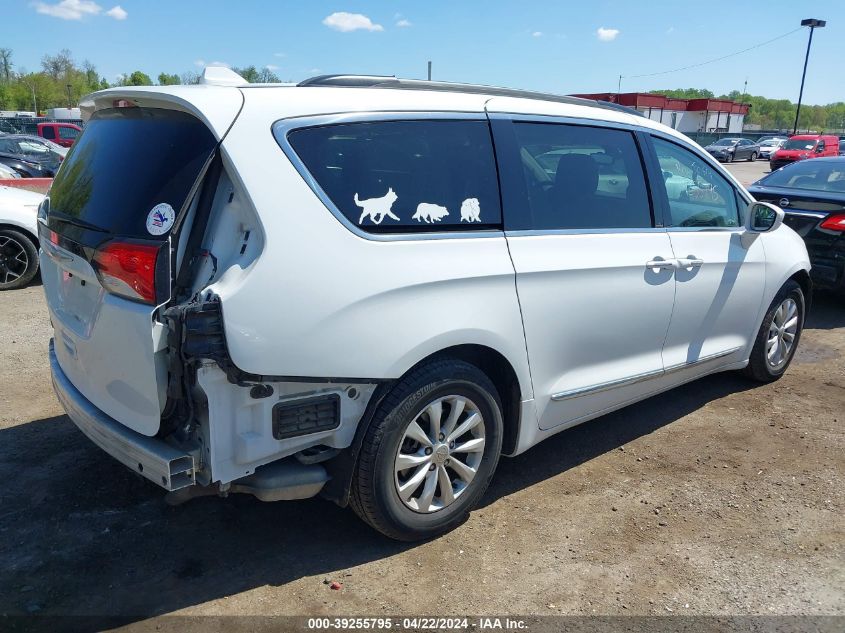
[425,345,522,456]
[0,223,39,248]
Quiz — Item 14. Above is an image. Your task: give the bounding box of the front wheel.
[743,280,805,382]
[351,359,503,541]
[748,152,758,162]
[0,229,39,290]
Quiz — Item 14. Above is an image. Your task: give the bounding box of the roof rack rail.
[297,75,644,117]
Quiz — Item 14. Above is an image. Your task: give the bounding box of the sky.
[4,0,844,104]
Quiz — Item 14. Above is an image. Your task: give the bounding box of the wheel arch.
[0,222,39,247]
[321,343,524,508]
[788,268,813,315]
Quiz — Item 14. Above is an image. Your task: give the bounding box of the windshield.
[48,107,217,239]
[759,138,782,146]
[760,160,845,192]
[712,139,737,146]
[783,139,817,151]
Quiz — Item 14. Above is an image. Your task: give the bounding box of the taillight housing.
[92,241,162,304]
[820,214,845,232]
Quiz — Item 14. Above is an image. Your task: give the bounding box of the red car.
[770,134,839,171]
[36,122,82,148]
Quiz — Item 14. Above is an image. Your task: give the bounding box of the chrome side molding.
[551,347,742,401]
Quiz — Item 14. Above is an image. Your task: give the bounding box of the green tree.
[157,72,181,85]
[649,88,715,99]
[119,71,153,86]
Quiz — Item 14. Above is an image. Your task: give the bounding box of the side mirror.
[746,201,784,232]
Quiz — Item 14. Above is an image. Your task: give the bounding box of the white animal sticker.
[460,198,481,223]
[146,203,175,236]
[412,203,449,223]
[354,188,400,225]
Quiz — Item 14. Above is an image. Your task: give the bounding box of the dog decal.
[354,188,400,225]
[460,198,481,223]
[412,202,449,223]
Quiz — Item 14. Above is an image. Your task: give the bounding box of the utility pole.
[617,74,622,94]
[23,80,36,116]
[427,61,432,81]
[793,18,826,135]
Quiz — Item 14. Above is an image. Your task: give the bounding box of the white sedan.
[0,185,43,289]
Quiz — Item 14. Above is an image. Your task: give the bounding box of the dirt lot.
[1,164,843,624]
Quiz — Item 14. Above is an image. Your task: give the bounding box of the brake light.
[820,214,845,232]
[92,241,161,303]
[113,99,137,108]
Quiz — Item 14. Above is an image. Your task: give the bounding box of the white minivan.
[41,70,811,540]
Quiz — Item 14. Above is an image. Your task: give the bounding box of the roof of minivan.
[80,77,692,145]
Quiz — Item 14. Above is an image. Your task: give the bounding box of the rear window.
[760,160,845,193]
[48,107,216,239]
[285,120,501,233]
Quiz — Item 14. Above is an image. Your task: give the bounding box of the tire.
[351,359,503,541]
[723,154,732,163]
[0,229,39,290]
[748,152,757,162]
[743,280,804,383]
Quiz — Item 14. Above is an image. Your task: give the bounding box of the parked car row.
[701,134,842,169]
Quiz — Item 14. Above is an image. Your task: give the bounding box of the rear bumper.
[50,339,196,491]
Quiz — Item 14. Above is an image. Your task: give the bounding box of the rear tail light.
[820,214,845,232]
[92,241,161,303]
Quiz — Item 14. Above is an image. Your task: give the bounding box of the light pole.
[22,80,37,116]
[793,18,826,135]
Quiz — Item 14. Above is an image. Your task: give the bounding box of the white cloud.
[532,31,543,37]
[322,12,383,32]
[194,59,205,67]
[105,4,126,19]
[396,19,412,28]
[273,52,286,58]
[597,26,620,41]
[265,64,279,71]
[33,0,102,20]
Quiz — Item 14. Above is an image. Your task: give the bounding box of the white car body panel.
[506,232,676,431]
[0,185,42,237]
[43,80,812,486]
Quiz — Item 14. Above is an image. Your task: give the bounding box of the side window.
[59,127,79,140]
[817,140,825,152]
[286,120,501,233]
[652,137,741,228]
[511,122,653,230]
[41,126,56,139]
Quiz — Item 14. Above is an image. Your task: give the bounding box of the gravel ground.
[0,163,842,624]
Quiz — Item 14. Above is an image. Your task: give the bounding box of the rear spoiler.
[78,85,244,140]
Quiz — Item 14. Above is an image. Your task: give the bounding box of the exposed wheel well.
[425,344,522,456]
[0,223,39,247]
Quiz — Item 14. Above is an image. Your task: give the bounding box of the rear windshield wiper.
[49,212,109,233]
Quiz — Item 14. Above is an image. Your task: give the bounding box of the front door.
[492,116,676,431]
[649,136,766,369]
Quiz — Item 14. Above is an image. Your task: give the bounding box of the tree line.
[1,48,842,131]
[649,88,845,132]
[0,48,282,114]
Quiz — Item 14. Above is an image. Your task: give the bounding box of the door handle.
[646,259,677,270]
[677,257,704,268]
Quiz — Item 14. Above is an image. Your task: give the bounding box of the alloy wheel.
[0,235,29,285]
[767,298,799,369]
[394,395,486,513]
